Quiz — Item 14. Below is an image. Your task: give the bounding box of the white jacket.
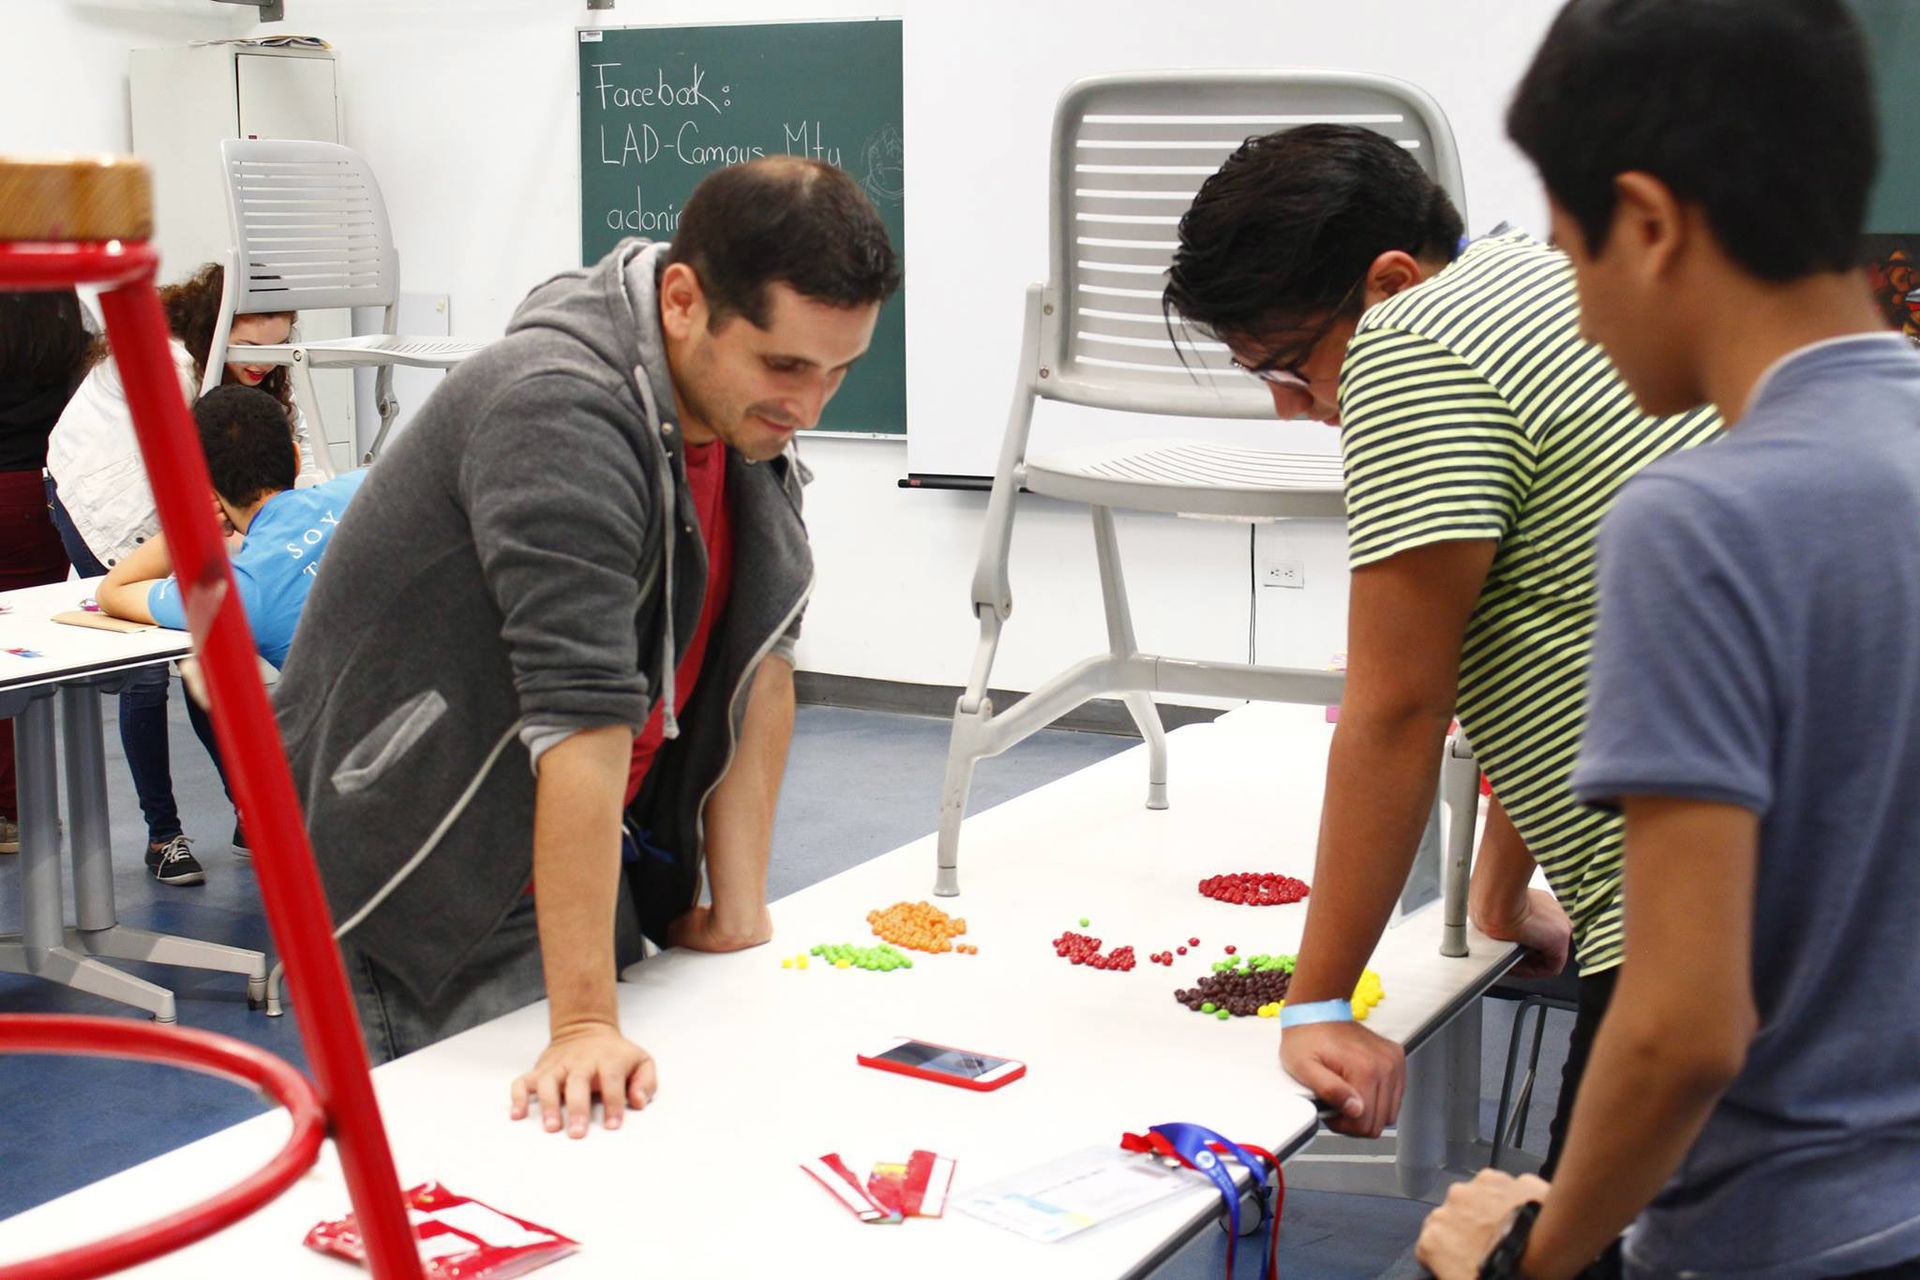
[47,338,321,566]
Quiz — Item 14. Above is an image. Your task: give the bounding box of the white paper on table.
[954,1146,1211,1243]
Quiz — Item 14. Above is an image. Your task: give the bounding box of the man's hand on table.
[1479,888,1572,980]
[1281,1020,1406,1137]
[668,903,773,952]
[510,1020,657,1139]
[1417,1169,1551,1279]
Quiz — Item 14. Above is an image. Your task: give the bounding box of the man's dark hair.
[1508,0,1876,281]
[1163,124,1464,352]
[193,384,297,507]
[667,156,901,329]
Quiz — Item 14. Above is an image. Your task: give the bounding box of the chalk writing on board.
[589,59,858,232]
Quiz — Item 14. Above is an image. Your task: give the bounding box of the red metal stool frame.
[0,223,423,1275]
[0,1016,324,1280]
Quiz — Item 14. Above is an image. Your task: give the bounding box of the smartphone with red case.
[856,1037,1026,1092]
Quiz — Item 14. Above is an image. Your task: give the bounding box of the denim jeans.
[342,878,647,1065]
[46,478,230,844]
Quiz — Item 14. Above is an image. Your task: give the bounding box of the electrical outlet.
[1261,558,1306,589]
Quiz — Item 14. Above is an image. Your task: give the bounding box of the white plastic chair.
[202,138,483,468]
[935,71,1469,901]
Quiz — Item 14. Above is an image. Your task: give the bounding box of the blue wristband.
[1279,998,1354,1029]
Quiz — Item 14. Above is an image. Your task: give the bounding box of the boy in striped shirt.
[1163,124,1718,1160]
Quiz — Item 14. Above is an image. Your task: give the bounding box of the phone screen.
[874,1040,1010,1079]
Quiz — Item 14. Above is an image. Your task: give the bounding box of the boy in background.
[1419,2,1920,1276]
[97,383,362,671]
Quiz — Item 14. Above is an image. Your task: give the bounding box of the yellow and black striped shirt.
[1338,227,1721,974]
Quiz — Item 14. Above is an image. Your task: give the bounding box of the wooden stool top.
[0,155,152,243]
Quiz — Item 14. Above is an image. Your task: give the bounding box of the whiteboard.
[900,0,1561,478]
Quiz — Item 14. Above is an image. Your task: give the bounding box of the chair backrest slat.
[220,139,400,313]
[1043,72,1466,418]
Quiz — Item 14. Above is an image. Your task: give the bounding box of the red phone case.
[856,1039,1027,1092]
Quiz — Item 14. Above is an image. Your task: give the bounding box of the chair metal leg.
[935,689,988,899]
[1441,731,1477,957]
[1092,504,1168,810]
[1513,999,1554,1151]
[287,349,329,472]
[1490,998,1530,1171]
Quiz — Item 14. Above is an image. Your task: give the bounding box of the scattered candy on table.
[1176,953,1295,1017]
[1078,917,1090,927]
[1197,872,1311,906]
[807,942,914,971]
[867,901,972,954]
[1053,931,1136,971]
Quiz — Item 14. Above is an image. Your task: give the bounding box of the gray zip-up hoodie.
[274,240,813,1005]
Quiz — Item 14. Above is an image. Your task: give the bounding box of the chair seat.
[241,336,485,369]
[1021,438,1346,519]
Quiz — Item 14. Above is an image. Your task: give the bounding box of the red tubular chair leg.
[94,262,425,1279]
[0,230,421,1277]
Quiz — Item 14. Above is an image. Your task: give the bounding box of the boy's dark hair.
[193,384,297,508]
[1508,0,1876,281]
[666,156,901,329]
[1163,124,1464,352]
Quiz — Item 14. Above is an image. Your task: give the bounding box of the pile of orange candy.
[867,900,977,955]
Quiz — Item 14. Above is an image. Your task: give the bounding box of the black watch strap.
[1477,1200,1543,1280]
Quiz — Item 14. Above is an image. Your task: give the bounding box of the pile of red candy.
[1197,872,1310,906]
[1052,931,1137,971]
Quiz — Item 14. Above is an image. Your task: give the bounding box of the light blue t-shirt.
[148,470,366,669]
[1572,335,1920,1279]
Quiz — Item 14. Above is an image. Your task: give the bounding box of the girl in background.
[47,263,312,886]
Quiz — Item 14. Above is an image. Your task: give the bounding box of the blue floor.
[0,689,1572,1277]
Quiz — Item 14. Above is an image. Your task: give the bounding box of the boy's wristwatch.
[1478,1201,1543,1280]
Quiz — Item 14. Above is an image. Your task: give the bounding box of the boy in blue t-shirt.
[97,384,364,668]
[1417,3,1920,1279]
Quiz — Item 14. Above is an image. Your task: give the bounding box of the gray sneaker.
[0,817,16,854]
[146,835,206,886]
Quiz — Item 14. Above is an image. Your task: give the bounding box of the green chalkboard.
[577,19,906,436]
[1851,0,1920,235]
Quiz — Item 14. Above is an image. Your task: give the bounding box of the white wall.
[2,0,1562,703]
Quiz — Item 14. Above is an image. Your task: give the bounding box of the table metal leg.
[1283,1000,1494,1202]
[0,692,179,1022]
[58,683,267,1004]
[62,684,118,931]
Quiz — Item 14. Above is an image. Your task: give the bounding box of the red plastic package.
[305,1182,578,1279]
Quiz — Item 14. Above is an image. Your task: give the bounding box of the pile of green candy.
[809,942,914,971]
[1209,952,1296,975]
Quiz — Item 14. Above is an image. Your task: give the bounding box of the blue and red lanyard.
[1120,1123,1283,1280]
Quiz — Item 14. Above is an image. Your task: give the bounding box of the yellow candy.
[1350,968,1385,1020]
[798,957,808,969]
[781,957,792,969]
[835,958,851,969]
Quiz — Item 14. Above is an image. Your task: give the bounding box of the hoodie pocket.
[331,689,448,795]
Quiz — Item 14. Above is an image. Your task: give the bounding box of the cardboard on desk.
[52,610,159,634]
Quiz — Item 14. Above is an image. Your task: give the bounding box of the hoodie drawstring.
[630,365,679,742]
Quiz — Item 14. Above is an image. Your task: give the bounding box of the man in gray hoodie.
[273,157,899,1137]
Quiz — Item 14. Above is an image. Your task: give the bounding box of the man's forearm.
[1522,985,1743,1278]
[1289,703,1452,1002]
[1469,796,1537,935]
[532,725,634,1035]
[700,657,793,937]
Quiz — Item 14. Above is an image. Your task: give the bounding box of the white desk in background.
[0,578,266,1023]
[0,703,1512,1276]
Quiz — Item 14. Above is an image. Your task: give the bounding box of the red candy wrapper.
[305,1182,578,1279]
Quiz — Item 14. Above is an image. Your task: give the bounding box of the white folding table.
[0,702,1512,1276]
[0,578,266,1023]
